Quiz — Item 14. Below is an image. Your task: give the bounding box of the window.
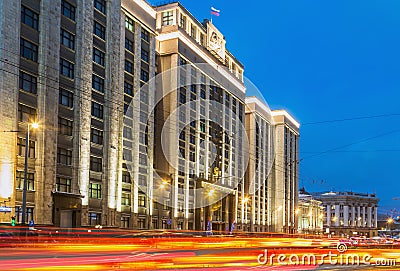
[92,74,104,92]
[93,47,105,66]
[90,156,102,172]
[138,218,145,229]
[20,38,38,62]
[17,137,35,158]
[190,25,196,39]
[141,29,149,42]
[180,14,186,29]
[16,171,34,190]
[138,174,147,186]
[61,0,75,21]
[138,193,146,207]
[141,49,149,62]
[125,38,134,52]
[57,148,72,165]
[93,21,105,39]
[125,60,133,73]
[56,177,71,193]
[91,128,103,145]
[94,0,106,14]
[19,71,37,94]
[140,90,148,103]
[125,17,134,31]
[91,102,103,119]
[121,216,130,228]
[122,171,131,183]
[18,103,36,123]
[121,193,130,206]
[162,11,173,26]
[89,212,101,225]
[59,88,74,108]
[89,183,102,199]
[21,5,39,30]
[58,117,73,136]
[139,153,147,166]
[124,81,133,96]
[15,207,34,223]
[60,58,74,79]
[60,29,75,50]
[140,69,149,82]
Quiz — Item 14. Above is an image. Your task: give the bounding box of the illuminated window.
[56,177,71,193]
[138,193,146,207]
[16,171,34,190]
[162,11,173,26]
[125,16,134,31]
[89,183,102,199]
[121,193,130,206]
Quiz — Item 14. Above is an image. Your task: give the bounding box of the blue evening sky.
[151,0,400,213]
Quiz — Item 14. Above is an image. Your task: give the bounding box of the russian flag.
[211,7,220,17]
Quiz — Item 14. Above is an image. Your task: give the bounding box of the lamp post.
[21,122,38,225]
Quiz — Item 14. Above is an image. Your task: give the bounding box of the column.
[362,206,366,227]
[326,205,331,227]
[335,205,340,227]
[352,206,356,227]
[367,207,372,228]
[344,206,349,227]
[357,206,361,227]
[374,207,378,228]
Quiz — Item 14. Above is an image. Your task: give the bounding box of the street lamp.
[387,217,394,232]
[21,122,38,225]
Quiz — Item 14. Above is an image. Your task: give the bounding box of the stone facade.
[313,191,379,237]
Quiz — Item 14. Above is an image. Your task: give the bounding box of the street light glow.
[31,122,39,129]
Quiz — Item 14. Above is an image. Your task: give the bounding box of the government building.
[313,191,379,237]
[0,0,299,232]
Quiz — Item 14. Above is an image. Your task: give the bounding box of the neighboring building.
[297,188,324,234]
[153,2,246,231]
[244,97,274,232]
[272,110,300,233]
[0,0,157,228]
[313,191,379,237]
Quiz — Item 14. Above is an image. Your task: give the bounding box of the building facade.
[313,191,379,237]
[153,2,246,231]
[0,0,157,228]
[0,0,299,232]
[297,188,324,235]
[244,97,275,232]
[272,110,300,233]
